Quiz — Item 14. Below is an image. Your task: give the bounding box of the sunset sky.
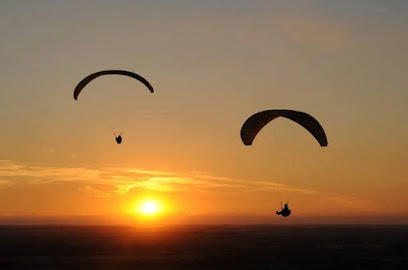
[0,0,407,224]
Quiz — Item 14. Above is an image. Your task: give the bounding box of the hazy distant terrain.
[0,225,407,269]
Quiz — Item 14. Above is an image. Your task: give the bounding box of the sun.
[137,199,161,216]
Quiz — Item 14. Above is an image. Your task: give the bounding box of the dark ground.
[0,225,407,270]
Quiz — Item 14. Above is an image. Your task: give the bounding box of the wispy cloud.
[0,160,317,197]
[82,185,111,199]
[0,160,100,181]
[324,195,378,211]
[0,180,11,187]
[271,11,352,51]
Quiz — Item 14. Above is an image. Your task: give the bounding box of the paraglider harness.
[276,201,291,217]
[114,132,122,144]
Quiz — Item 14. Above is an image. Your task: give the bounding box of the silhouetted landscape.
[0,225,407,269]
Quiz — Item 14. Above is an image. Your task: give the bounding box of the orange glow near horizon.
[0,1,407,225]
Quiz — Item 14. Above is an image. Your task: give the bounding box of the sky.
[0,0,407,225]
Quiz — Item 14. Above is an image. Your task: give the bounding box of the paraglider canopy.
[240,110,328,147]
[73,70,154,100]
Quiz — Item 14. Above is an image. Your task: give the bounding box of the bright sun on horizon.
[137,200,162,216]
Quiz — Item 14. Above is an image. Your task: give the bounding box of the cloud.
[0,180,11,188]
[246,181,318,195]
[271,11,352,51]
[0,160,100,182]
[0,160,317,198]
[184,172,317,195]
[324,195,378,211]
[82,185,111,199]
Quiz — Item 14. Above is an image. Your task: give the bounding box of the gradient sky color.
[0,0,407,224]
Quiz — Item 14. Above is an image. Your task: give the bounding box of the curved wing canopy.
[73,70,154,100]
[240,110,328,147]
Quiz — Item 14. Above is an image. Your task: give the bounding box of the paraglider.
[114,133,122,144]
[73,70,154,100]
[240,110,327,147]
[276,202,291,217]
[240,110,327,218]
[73,70,154,144]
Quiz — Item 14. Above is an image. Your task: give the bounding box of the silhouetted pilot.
[276,203,291,217]
[114,133,122,144]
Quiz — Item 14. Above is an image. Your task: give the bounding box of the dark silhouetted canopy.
[241,110,328,147]
[73,70,154,100]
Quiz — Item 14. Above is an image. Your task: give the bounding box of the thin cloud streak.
[0,160,316,196]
